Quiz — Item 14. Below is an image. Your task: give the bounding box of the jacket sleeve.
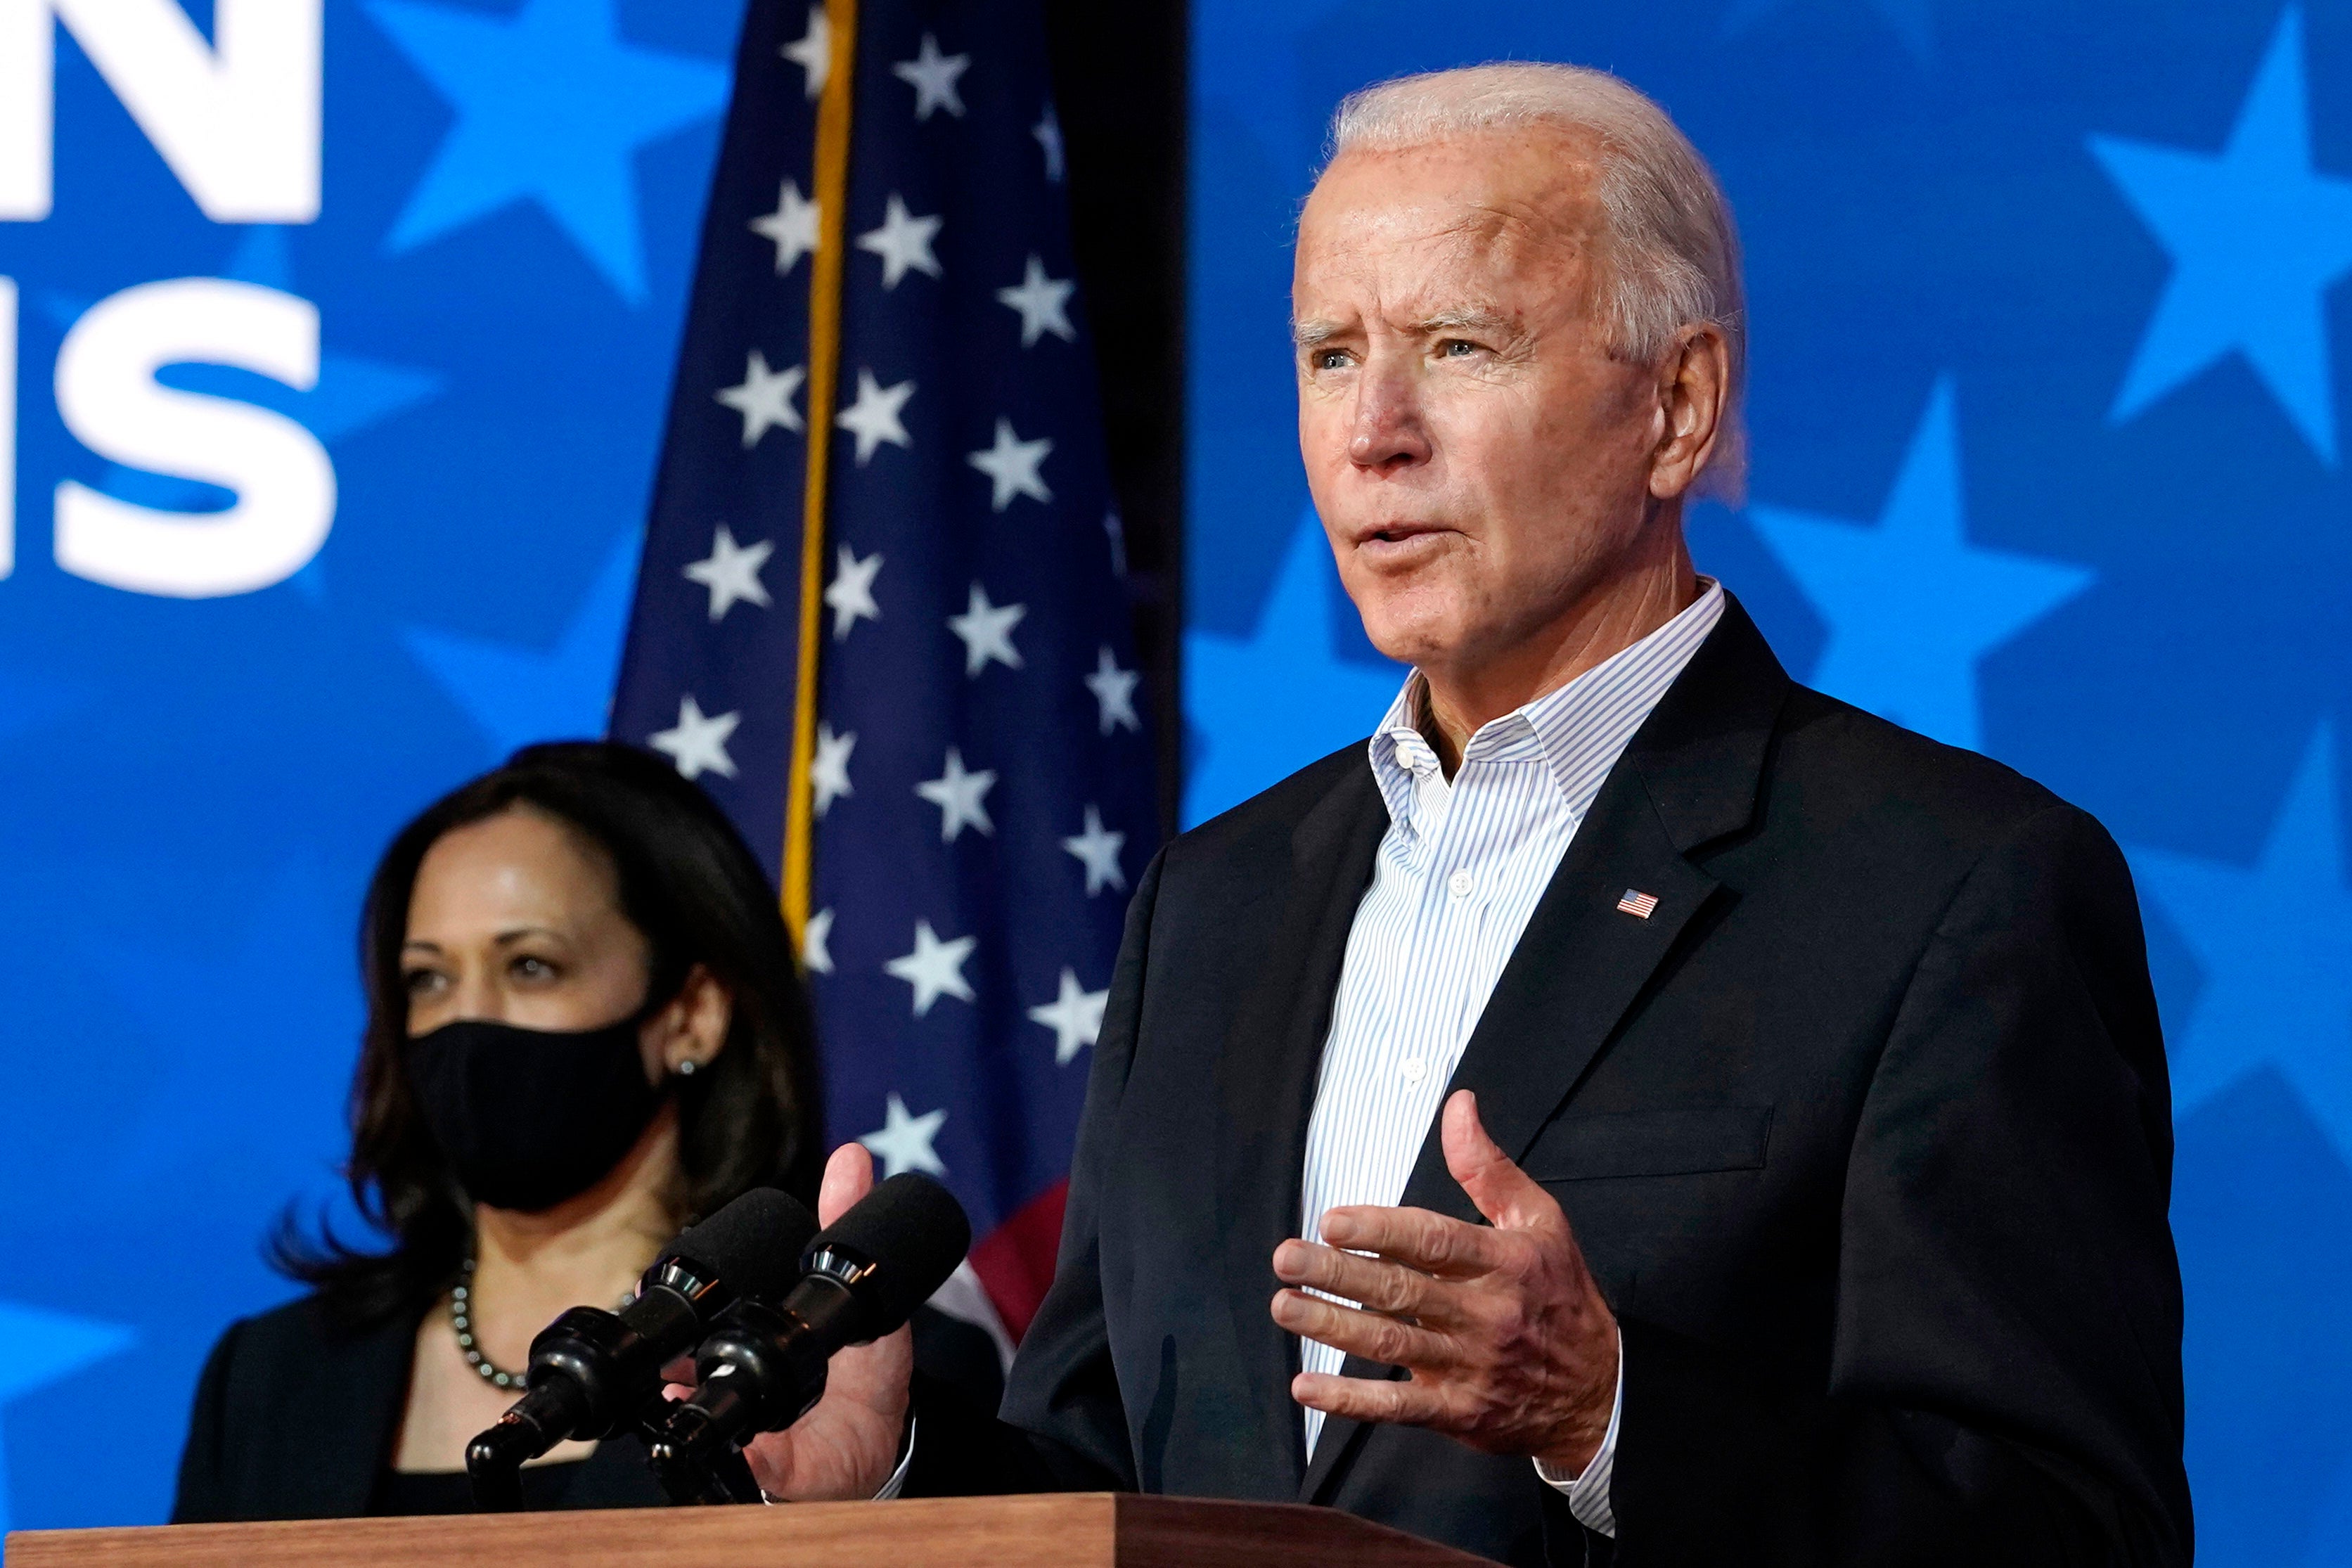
[1606,804,2192,1566]
[169,1318,245,1524]
[906,847,1168,1498]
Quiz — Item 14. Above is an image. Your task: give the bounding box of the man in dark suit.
[743,61,2192,1566]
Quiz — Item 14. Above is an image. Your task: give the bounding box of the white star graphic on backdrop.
[885,920,977,1016]
[781,6,828,98]
[892,33,970,120]
[856,193,943,288]
[1034,105,1064,181]
[1029,967,1109,1066]
[750,179,820,274]
[1085,646,1141,734]
[996,255,1077,347]
[650,695,740,780]
[835,368,915,464]
[824,544,883,639]
[947,582,1026,676]
[860,1091,947,1176]
[714,350,804,446]
[800,906,835,975]
[915,747,998,841]
[968,418,1054,510]
[1061,804,1127,895]
[682,524,773,620]
[811,721,856,816]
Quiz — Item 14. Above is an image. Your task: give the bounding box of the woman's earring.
[675,1058,698,1078]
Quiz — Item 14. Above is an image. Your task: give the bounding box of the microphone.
[464,1186,818,1509]
[645,1174,970,1485]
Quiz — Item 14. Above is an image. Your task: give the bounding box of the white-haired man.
[743,64,2192,1567]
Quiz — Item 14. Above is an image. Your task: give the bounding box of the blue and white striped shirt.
[1295,580,1726,1536]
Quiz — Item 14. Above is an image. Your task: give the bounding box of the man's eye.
[1440,339,1479,358]
[1314,349,1349,371]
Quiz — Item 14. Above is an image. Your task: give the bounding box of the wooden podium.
[4,1494,1501,1568]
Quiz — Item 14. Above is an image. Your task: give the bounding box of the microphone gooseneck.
[645,1174,971,1493]
[462,1186,819,1510]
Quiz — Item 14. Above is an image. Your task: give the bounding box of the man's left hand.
[1271,1088,1619,1477]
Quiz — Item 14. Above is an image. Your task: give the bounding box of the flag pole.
[783,0,859,946]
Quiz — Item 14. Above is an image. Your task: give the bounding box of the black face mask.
[404,1008,669,1213]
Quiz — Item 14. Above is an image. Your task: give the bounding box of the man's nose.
[1348,358,1431,473]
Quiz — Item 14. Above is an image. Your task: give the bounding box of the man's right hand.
[729,1141,915,1500]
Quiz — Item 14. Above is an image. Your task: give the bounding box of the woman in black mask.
[172,742,1000,1520]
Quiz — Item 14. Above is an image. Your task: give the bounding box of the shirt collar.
[1368,579,1727,837]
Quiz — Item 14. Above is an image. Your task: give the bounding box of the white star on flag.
[947,582,1027,676]
[968,418,1053,510]
[1034,104,1064,181]
[885,920,977,1016]
[996,255,1077,347]
[1085,645,1142,733]
[781,6,828,99]
[800,906,835,975]
[824,544,883,639]
[835,368,915,464]
[714,350,804,446]
[683,524,773,620]
[651,695,740,780]
[1029,968,1109,1066]
[915,746,998,841]
[811,721,856,817]
[1061,804,1127,895]
[856,193,943,289]
[892,33,970,120]
[860,1092,948,1177]
[750,179,820,274]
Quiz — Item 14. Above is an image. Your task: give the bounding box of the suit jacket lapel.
[1298,595,1790,1504]
[1213,758,1389,1498]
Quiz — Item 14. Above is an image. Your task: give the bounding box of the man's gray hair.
[1330,63,1747,499]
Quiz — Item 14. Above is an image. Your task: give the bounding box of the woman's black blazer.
[172,1292,1005,1521]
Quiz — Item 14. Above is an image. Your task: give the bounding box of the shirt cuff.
[1531,1325,1621,1538]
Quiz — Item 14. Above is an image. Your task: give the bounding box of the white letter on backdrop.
[53,278,335,598]
[0,0,54,220]
[6,0,322,223]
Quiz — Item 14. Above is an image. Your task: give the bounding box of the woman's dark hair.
[274,740,823,1330]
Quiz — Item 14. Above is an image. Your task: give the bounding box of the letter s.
[53,278,335,598]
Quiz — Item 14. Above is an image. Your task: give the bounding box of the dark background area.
[1042,0,1189,835]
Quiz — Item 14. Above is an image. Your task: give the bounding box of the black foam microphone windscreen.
[669,1186,816,1302]
[805,1172,974,1336]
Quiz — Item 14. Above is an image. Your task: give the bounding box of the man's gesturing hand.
[1271,1089,1619,1477]
[729,1142,913,1500]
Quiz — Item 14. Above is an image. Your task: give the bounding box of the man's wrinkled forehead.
[1294,133,1606,297]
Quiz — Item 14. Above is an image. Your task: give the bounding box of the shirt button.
[1448,869,1474,899]
[1401,1058,1426,1084]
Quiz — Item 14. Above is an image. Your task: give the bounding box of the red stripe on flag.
[968,1178,1069,1342]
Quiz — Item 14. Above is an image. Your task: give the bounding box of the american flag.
[610,0,1155,1352]
[1615,888,1659,920]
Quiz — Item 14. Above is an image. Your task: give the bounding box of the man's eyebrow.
[1412,308,1516,337]
[1292,318,1343,347]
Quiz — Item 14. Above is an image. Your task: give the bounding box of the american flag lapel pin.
[1616,888,1660,920]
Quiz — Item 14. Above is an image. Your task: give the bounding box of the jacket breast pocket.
[1524,1105,1775,1182]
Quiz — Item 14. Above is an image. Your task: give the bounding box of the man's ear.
[1648,324,1730,503]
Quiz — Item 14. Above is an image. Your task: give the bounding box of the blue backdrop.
[0,0,749,1531]
[1181,2,2352,1563]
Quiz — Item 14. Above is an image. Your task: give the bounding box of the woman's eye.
[402,968,444,996]
[509,954,558,982]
